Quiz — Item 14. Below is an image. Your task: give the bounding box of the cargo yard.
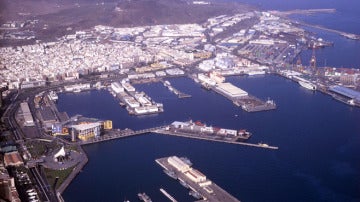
[109,80,164,115]
[156,156,240,202]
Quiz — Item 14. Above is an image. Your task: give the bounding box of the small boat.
[258,143,269,147]
[163,169,177,180]
[179,180,189,189]
[189,190,202,199]
[137,192,152,202]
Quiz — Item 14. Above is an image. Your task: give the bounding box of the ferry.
[163,169,177,180]
[138,192,152,202]
[298,80,316,91]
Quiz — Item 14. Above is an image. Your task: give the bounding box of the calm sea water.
[61,1,360,201]
[60,75,360,202]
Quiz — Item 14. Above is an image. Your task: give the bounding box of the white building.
[167,156,190,173]
[185,169,207,183]
[111,82,124,94]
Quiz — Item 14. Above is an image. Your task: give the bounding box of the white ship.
[298,80,316,91]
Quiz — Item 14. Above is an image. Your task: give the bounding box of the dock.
[156,156,241,202]
[212,83,276,112]
[79,124,278,150]
[153,128,278,150]
[161,80,192,99]
[160,188,177,202]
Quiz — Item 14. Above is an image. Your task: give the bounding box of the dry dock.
[156,156,241,202]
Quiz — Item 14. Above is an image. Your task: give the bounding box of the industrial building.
[215,83,248,98]
[3,151,24,167]
[111,82,124,94]
[184,169,207,183]
[329,85,360,101]
[19,102,35,126]
[167,156,191,173]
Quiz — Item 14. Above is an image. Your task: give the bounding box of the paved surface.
[156,157,241,202]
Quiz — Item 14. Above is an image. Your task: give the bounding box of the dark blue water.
[60,75,360,202]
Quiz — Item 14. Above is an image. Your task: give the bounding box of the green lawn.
[44,165,75,189]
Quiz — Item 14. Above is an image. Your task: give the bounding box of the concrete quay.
[153,128,279,150]
[156,157,241,202]
[211,85,276,112]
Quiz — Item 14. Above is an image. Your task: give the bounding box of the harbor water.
[59,75,360,202]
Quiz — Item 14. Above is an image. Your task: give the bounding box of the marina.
[156,156,241,202]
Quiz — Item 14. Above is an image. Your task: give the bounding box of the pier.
[153,128,278,150]
[269,8,336,16]
[156,156,241,202]
[161,80,192,99]
[79,125,278,150]
[212,84,276,112]
[160,188,178,202]
[299,22,360,40]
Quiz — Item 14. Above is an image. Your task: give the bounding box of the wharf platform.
[79,126,278,150]
[153,128,278,150]
[212,85,276,112]
[161,80,192,99]
[156,157,241,202]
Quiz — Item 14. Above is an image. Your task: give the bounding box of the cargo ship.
[138,192,152,202]
[298,80,317,91]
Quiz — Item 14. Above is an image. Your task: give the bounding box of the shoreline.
[56,145,88,195]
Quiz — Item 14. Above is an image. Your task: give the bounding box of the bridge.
[79,126,168,145]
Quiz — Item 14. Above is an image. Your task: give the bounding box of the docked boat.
[138,192,152,202]
[163,169,177,180]
[298,80,316,91]
[179,179,190,189]
[258,143,269,148]
[189,190,202,199]
[48,91,58,102]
